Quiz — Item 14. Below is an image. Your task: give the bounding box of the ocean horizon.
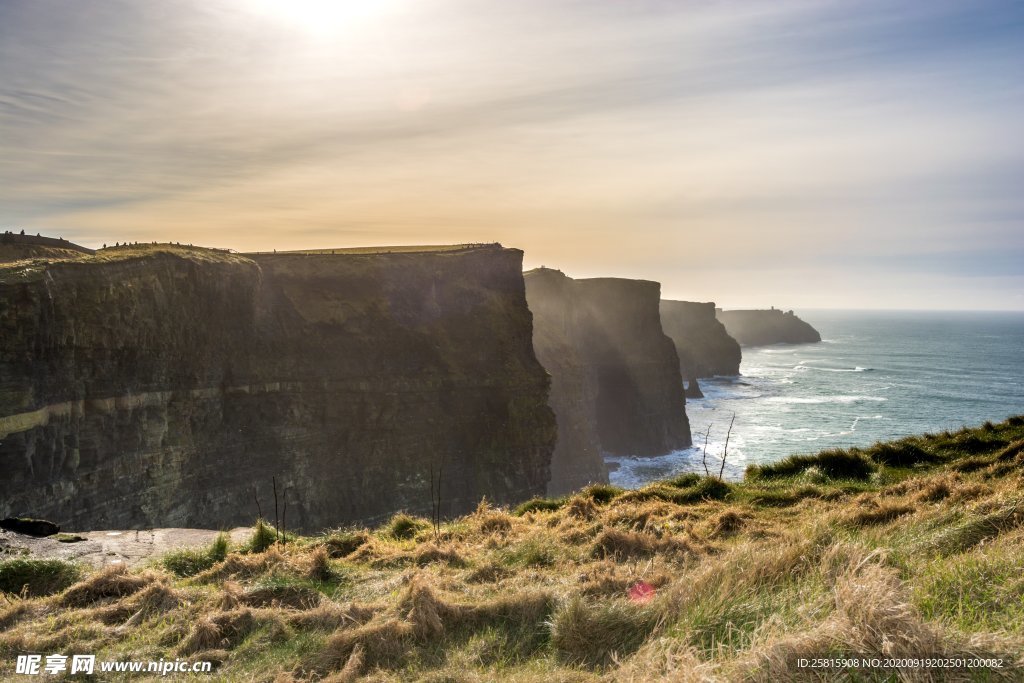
[608,309,1024,487]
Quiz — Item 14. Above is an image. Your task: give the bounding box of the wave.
[766,395,888,404]
[605,444,747,488]
[793,365,872,373]
[849,414,887,431]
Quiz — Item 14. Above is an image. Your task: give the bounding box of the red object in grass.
[628,580,656,604]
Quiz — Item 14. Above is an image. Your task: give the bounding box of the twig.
[272,476,279,544]
[436,460,443,541]
[701,424,713,478]
[429,458,445,542]
[253,488,263,520]
[281,486,289,547]
[429,463,436,540]
[719,412,736,480]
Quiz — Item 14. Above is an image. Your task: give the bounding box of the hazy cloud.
[1,0,1022,307]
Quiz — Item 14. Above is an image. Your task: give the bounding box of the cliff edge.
[659,300,742,382]
[0,243,556,531]
[716,308,821,347]
[526,269,691,495]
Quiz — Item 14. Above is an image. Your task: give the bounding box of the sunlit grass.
[1,416,1022,681]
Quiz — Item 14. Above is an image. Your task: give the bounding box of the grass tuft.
[247,519,279,553]
[865,440,939,467]
[579,483,625,504]
[747,447,875,480]
[162,532,231,577]
[59,565,157,607]
[321,529,371,558]
[551,596,663,668]
[384,513,429,540]
[0,558,81,597]
[513,497,566,516]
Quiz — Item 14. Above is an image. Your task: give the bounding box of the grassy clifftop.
[3,417,1024,681]
[0,243,250,284]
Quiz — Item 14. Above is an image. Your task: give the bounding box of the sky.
[1,0,1023,309]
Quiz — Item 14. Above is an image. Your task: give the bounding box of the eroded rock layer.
[0,245,556,531]
[526,269,691,495]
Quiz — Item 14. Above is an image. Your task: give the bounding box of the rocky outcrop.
[716,308,821,346]
[684,378,704,399]
[660,300,742,380]
[525,269,691,495]
[0,244,556,532]
[0,518,60,537]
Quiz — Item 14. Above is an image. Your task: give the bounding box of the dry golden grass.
[58,564,160,607]
[2,417,1023,681]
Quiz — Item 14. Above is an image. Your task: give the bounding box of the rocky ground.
[0,528,252,568]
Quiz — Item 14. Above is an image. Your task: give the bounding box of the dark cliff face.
[660,300,742,379]
[574,278,691,457]
[0,245,556,531]
[716,308,821,347]
[524,269,605,496]
[525,269,691,495]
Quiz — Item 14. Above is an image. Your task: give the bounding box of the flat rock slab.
[0,527,253,568]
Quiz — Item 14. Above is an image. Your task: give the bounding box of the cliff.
[716,308,821,346]
[659,300,742,381]
[524,270,606,496]
[525,269,690,495]
[0,244,556,531]
[0,232,94,263]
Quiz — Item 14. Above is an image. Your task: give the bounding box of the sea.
[607,310,1024,487]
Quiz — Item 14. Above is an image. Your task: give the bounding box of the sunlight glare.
[245,0,392,34]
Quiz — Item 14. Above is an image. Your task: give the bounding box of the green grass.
[0,558,81,597]
[747,447,876,480]
[578,484,625,504]
[162,532,231,577]
[3,416,1024,681]
[246,519,280,553]
[551,596,662,667]
[500,535,563,568]
[915,541,1024,632]
[618,477,732,505]
[384,513,430,540]
[514,497,566,516]
[320,529,371,558]
[863,440,939,467]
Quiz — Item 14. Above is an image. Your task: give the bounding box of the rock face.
[525,269,691,495]
[716,308,821,346]
[660,300,742,379]
[0,244,556,531]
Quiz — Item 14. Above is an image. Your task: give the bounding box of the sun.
[244,0,390,34]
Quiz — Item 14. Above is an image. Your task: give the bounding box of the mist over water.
[607,310,1024,488]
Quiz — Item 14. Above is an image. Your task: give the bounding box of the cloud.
[1,0,1022,307]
